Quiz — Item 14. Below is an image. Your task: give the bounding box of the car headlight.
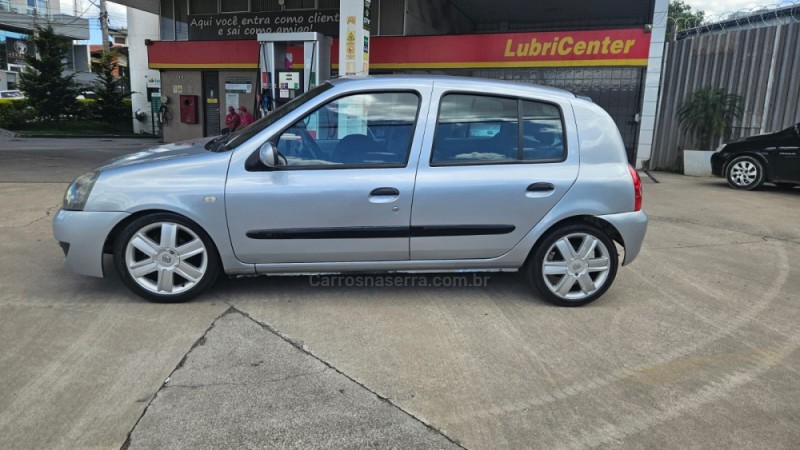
[63,170,100,211]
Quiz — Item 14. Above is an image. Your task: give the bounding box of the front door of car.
[225,90,426,264]
[774,125,800,182]
[410,89,579,260]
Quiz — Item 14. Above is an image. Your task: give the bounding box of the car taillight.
[629,165,642,212]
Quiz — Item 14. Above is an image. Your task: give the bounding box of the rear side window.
[522,100,565,162]
[431,94,566,165]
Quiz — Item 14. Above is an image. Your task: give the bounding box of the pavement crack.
[0,203,60,229]
[120,305,235,450]
[229,306,469,450]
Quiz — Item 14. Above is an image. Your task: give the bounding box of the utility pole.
[99,0,110,53]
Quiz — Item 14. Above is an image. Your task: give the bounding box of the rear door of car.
[409,80,580,260]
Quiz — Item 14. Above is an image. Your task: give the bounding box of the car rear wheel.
[525,223,618,307]
[726,156,765,190]
[114,213,219,302]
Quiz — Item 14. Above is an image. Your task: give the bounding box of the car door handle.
[526,182,555,192]
[370,187,400,196]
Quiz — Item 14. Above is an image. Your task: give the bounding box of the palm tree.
[677,88,743,150]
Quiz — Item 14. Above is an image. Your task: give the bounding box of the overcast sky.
[683,0,794,20]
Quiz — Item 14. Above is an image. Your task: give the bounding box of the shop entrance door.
[203,71,220,137]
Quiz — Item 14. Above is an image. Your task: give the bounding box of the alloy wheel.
[541,232,611,301]
[124,222,208,295]
[729,160,758,187]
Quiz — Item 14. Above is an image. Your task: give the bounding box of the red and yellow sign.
[148,28,650,70]
[365,28,650,69]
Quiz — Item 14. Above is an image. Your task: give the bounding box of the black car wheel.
[726,156,765,190]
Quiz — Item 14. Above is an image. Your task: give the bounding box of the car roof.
[328,75,577,100]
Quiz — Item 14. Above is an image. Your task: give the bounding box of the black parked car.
[711,122,800,190]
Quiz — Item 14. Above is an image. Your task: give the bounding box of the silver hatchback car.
[53,76,647,306]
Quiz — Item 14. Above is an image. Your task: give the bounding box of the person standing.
[225,106,241,132]
[239,105,255,128]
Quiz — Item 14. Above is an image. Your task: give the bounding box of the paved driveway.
[1,138,798,449]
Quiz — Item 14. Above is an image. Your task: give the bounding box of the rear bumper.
[52,209,130,277]
[597,210,648,266]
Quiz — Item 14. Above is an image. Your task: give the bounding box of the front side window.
[432,94,565,165]
[275,92,420,168]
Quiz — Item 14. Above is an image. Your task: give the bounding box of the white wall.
[127,6,161,135]
[636,0,668,169]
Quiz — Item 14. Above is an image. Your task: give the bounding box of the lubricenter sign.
[365,28,650,69]
[147,28,650,70]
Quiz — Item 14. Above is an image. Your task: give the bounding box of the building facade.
[0,0,90,90]
[118,0,666,167]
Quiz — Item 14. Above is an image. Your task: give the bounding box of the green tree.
[677,88,743,150]
[93,51,129,122]
[667,1,705,41]
[19,25,77,121]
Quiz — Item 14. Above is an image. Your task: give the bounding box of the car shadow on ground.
[205,270,610,310]
[695,178,799,194]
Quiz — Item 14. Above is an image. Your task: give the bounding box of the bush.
[0,99,35,130]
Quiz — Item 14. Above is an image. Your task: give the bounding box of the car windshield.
[220,82,334,151]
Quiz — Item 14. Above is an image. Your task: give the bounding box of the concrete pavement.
[0,138,798,449]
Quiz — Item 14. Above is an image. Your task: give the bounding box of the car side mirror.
[258,142,279,168]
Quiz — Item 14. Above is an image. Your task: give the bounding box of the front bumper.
[52,209,130,278]
[597,210,648,266]
[710,152,728,177]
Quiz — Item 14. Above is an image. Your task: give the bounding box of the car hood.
[95,137,216,171]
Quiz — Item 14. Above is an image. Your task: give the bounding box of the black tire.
[114,213,220,303]
[726,155,765,190]
[524,223,619,307]
[775,182,796,190]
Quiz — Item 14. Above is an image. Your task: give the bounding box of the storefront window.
[175,0,188,39]
[221,0,248,13]
[285,0,316,9]
[189,0,216,15]
[160,0,176,40]
[252,0,281,12]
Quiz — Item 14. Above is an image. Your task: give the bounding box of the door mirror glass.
[258,142,278,167]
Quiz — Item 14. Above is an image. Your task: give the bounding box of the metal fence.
[650,22,800,171]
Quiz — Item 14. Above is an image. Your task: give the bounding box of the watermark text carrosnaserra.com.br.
[308,273,492,288]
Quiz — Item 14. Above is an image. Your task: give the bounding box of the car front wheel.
[525,223,618,307]
[726,156,765,190]
[114,213,219,302]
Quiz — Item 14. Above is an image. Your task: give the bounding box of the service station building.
[118,0,668,168]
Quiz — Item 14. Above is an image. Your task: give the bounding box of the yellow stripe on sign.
[207,98,218,104]
[368,59,649,69]
[149,63,259,69]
